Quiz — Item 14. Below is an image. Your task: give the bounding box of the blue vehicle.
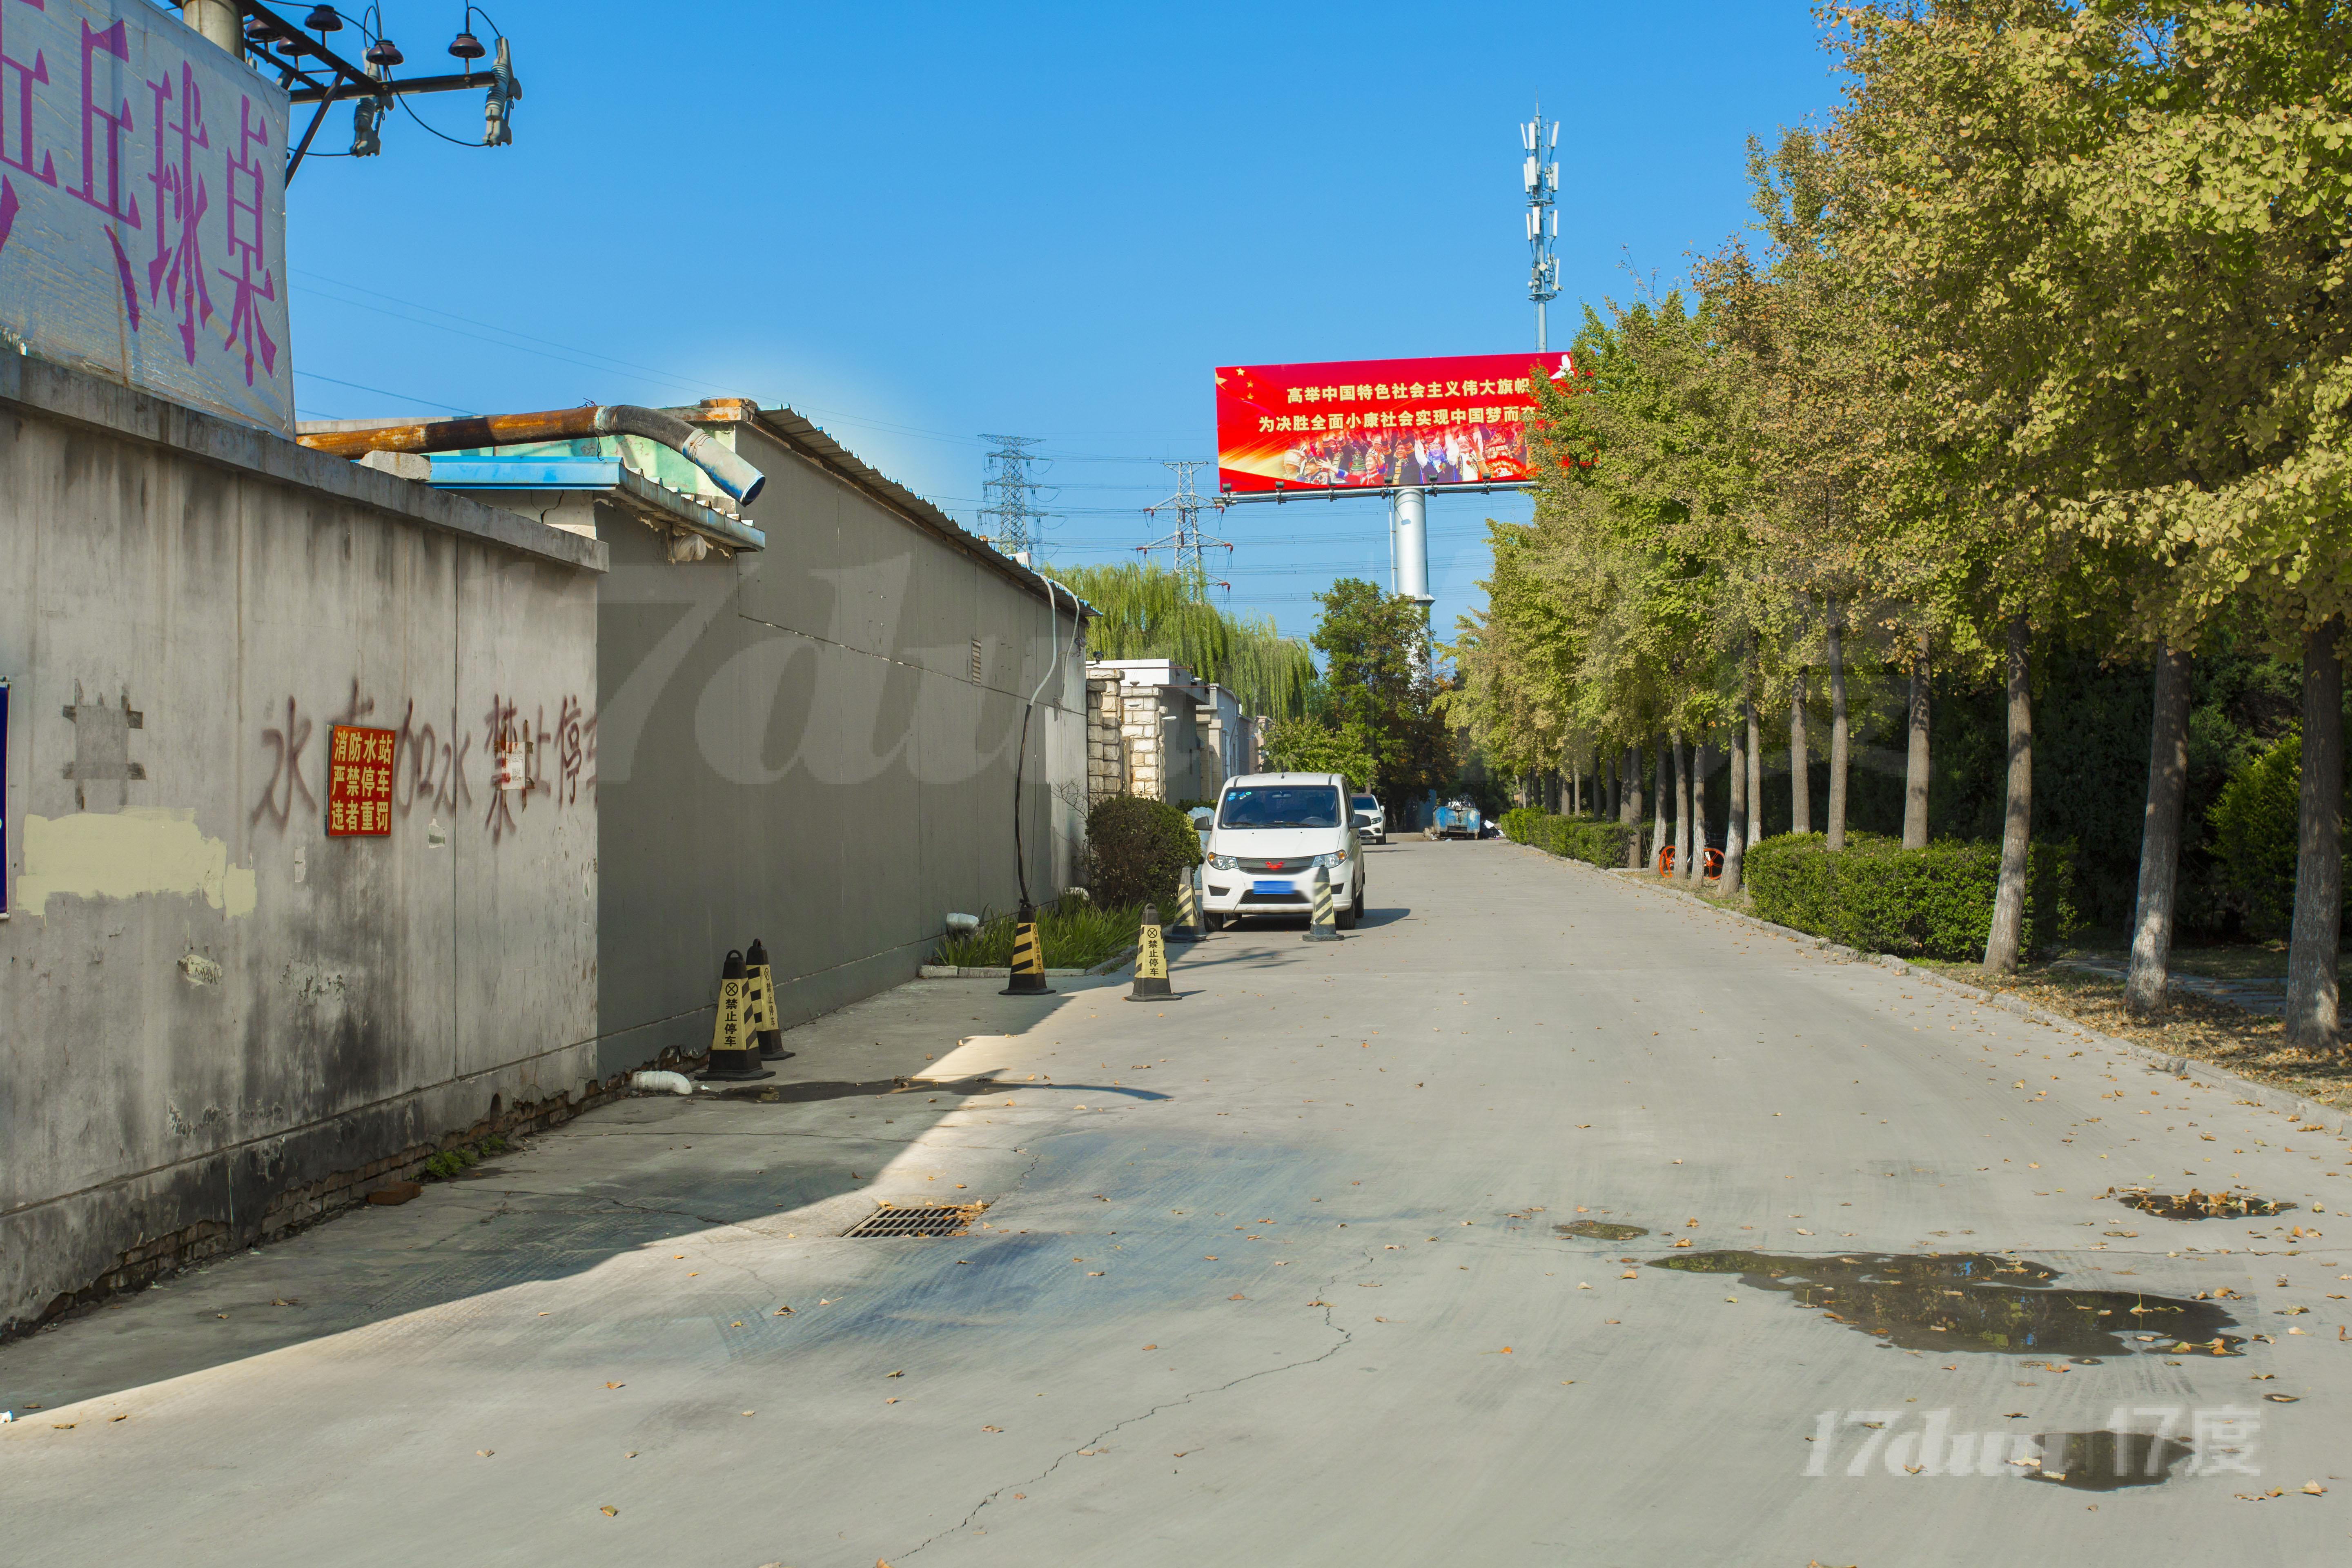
[1432,800,1483,840]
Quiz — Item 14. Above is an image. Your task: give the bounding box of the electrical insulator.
[351,92,385,156]
[483,36,519,146]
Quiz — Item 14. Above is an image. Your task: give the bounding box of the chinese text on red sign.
[327,725,396,837]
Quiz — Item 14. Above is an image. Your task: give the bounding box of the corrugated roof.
[683,399,1091,615]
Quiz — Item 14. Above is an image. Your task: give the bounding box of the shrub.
[2205,731,2352,936]
[1085,794,1203,909]
[1502,809,1637,869]
[935,896,1145,970]
[1744,832,2081,960]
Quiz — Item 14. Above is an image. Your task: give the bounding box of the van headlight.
[1308,851,1346,869]
[1209,854,1240,871]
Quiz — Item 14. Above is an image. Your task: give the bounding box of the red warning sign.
[327,725,397,837]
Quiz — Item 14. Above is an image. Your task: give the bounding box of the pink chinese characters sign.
[0,2,292,434]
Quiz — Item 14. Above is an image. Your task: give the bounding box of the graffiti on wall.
[250,683,593,842]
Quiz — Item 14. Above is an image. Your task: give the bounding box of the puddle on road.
[2108,1186,2292,1221]
[1557,1220,1650,1241]
[1648,1250,2246,1357]
[2026,1430,2197,1490]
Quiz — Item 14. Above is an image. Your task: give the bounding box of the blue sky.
[285,0,1839,650]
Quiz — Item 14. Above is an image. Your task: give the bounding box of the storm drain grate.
[843,1203,986,1239]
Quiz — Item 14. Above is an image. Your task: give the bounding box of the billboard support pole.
[1396,486,1432,623]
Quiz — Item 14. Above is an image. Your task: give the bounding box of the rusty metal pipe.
[296,404,766,504]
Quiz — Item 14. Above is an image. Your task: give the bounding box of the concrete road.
[5,838,2349,1566]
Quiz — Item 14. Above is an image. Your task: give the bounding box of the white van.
[1200,772,1368,930]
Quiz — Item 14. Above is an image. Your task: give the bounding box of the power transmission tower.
[1138,459,1234,601]
[1521,102,1561,351]
[977,434,1052,561]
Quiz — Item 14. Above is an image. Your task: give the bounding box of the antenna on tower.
[1521,101,1561,351]
[976,434,1052,563]
[1138,459,1234,601]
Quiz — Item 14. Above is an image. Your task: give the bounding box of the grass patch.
[933,896,1143,971]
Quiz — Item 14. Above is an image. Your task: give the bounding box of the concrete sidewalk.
[4,837,2348,1567]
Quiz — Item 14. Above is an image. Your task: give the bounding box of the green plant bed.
[1744,832,2080,960]
[933,897,1145,971]
[1500,808,1638,869]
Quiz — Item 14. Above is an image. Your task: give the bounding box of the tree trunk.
[1687,739,1711,884]
[1789,670,1811,834]
[1983,615,2033,974]
[1570,754,1580,817]
[1827,614,1850,851]
[2285,618,2344,1054]
[1621,745,1644,866]
[1674,730,1692,882]
[1604,754,1618,822]
[1722,706,1750,899]
[2125,645,2192,1016]
[1653,735,1670,871]
[1746,698,1763,850]
[1902,633,1931,849]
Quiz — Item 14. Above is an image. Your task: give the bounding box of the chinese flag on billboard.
[1215,352,1570,495]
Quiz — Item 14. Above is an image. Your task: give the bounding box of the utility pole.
[1522,103,1561,352]
[1139,459,1233,601]
[977,434,1051,563]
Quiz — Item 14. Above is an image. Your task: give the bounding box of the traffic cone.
[1168,867,1201,942]
[746,938,787,1060]
[1000,902,1052,996]
[1127,902,1175,1001]
[700,949,773,1081]
[1303,865,1342,942]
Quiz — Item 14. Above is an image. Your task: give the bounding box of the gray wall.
[591,419,1085,1074]
[0,359,602,1332]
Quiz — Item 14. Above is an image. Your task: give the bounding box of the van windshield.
[1219,786,1342,829]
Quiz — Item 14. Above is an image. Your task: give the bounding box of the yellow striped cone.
[1168,871,1200,942]
[1127,903,1175,1001]
[700,949,773,1081]
[1000,902,1052,995]
[746,937,786,1060]
[1302,865,1341,942]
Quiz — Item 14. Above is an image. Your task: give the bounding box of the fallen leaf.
[886,1370,904,1378]
[109,1414,128,1423]
[982,1425,1002,1432]
[2305,1482,2327,1496]
[604,1382,624,1390]
[599,1506,617,1517]
[477,1448,493,1456]
[730,1321,744,1328]
[1142,1343,1157,1350]
[1228,1293,1245,1301]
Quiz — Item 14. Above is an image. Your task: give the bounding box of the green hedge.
[1501,808,1639,869]
[1743,832,2080,959]
[1086,794,1203,908]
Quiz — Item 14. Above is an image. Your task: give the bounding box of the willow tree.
[1049,561,1315,719]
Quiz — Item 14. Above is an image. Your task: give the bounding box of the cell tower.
[977,434,1051,561]
[1138,459,1234,601]
[1522,103,1561,351]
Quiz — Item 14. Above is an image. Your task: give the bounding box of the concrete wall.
[589,417,1086,1076]
[0,358,604,1333]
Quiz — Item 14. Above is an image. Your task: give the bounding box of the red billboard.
[1215,352,1565,494]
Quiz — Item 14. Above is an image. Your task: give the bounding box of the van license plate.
[1251,879,1292,895]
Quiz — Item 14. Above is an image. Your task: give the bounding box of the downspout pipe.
[297,404,766,504]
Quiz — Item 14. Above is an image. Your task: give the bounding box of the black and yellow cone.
[700,948,774,1081]
[1302,865,1342,942]
[1127,902,1175,1001]
[1000,902,1052,996]
[1167,869,1200,943]
[746,938,787,1060]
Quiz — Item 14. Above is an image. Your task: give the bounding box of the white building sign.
[0,2,292,434]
